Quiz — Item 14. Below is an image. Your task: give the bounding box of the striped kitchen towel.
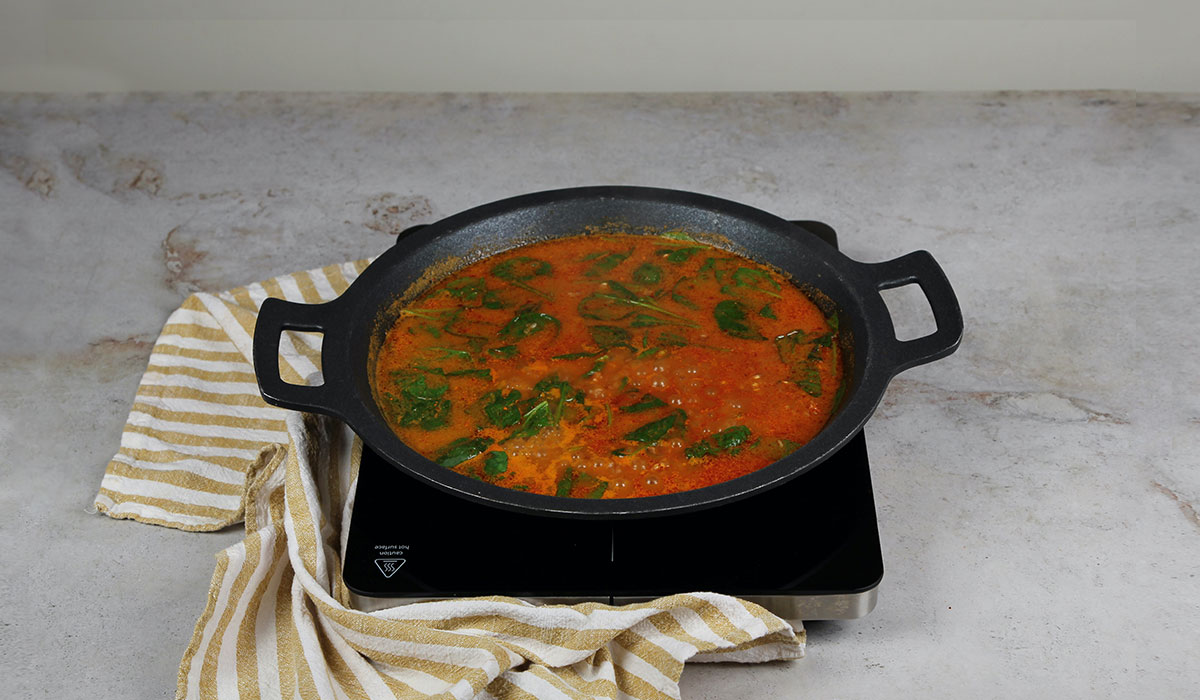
[95,259,805,699]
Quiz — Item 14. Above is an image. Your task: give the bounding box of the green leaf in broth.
[713,299,764,340]
[554,466,608,499]
[555,467,578,497]
[619,393,667,413]
[583,355,608,377]
[386,371,452,430]
[623,409,687,445]
[669,276,699,309]
[426,346,472,361]
[684,425,752,459]
[503,400,552,442]
[658,246,705,263]
[604,280,641,300]
[481,389,523,428]
[775,330,826,396]
[444,277,486,302]
[482,290,507,309]
[588,325,632,349]
[400,307,458,322]
[632,263,663,285]
[552,350,603,360]
[434,436,494,468]
[759,303,777,319]
[487,344,519,359]
[729,267,782,297]
[578,283,699,326]
[630,314,668,328]
[491,257,552,282]
[583,249,632,277]
[578,294,634,321]
[444,368,491,380]
[498,307,561,341]
[483,450,508,477]
[654,331,689,347]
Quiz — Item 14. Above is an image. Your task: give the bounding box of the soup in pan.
[373,232,844,499]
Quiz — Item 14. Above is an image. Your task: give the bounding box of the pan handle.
[252,297,344,416]
[862,251,963,375]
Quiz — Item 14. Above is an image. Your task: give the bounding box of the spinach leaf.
[499,307,561,341]
[386,371,452,430]
[578,294,635,321]
[604,280,641,300]
[531,375,586,423]
[400,307,458,322]
[415,364,492,380]
[632,263,663,285]
[697,256,739,283]
[623,409,687,445]
[503,400,552,442]
[578,282,698,326]
[589,325,632,349]
[619,393,667,413]
[654,331,689,347]
[491,256,552,282]
[444,368,492,380]
[487,345,519,359]
[481,389,523,428]
[552,350,603,360]
[630,313,669,328]
[759,303,777,319]
[425,346,473,361]
[483,450,508,477]
[554,467,608,498]
[491,257,553,298]
[713,300,764,340]
[555,467,578,497]
[684,425,752,459]
[775,330,830,396]
[554,350,604,362]
[482,290,507,309]
[444,277,486,302]
[434,436,494,468]
[669,276,699,309]
[434,308,490,341]
[727,267,782,297]
[584,355,608,377]
[584,250,632,277]
[657,246,705,263]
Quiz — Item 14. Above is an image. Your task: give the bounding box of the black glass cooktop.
[341,220,884,619]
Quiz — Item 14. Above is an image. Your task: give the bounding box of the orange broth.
[373,233,844,499]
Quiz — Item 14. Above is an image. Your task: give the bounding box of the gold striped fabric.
[95,260,805,699]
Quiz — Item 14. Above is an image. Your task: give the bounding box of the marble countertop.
[2,92,1197,697]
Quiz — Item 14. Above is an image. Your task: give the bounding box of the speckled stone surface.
[1,92,1197,698]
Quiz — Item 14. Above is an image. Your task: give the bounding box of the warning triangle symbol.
[374,558,406,578]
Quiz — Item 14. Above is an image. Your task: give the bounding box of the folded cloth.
[95,259,805,699]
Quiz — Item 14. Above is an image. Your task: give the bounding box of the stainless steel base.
[350,586,878,621]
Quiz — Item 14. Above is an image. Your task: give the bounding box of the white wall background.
[0,0,1194,92]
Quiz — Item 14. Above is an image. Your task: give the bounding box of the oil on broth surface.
[374,233,843,499]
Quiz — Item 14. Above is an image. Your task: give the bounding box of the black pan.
[253,186,962,518]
